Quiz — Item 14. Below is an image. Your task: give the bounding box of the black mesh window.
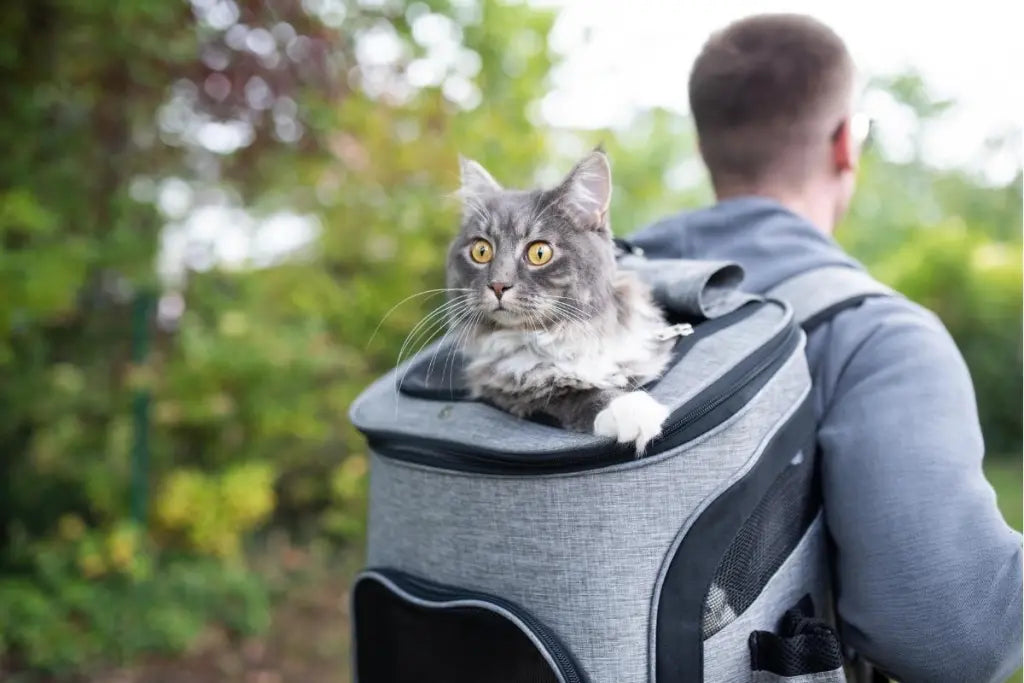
[354,575,575,683]
[702,448,822,639]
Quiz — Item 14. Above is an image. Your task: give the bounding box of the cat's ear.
[554,149,612,230]
[458,155,502,197]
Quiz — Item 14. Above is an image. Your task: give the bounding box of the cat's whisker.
[525,300,563,329]
[445,311,482,390]
[543,300,591,329]
[394,297,474,395]
[408,301,474,373]
[524,311,559,413]
[544,294,589,303]
[539,293,591,309]
[522,309,540,334]
[550,307,593,329]
[536,313,584,343]
[548,312,587,332]
[546,299,589,317]
[531,309,552,336]
[544,295,597,318]
[367,288,472,349]
[410,299,473,353]
[440,311,473,386]
[539,310,586,334]
[401,310,467,385]
[442,317,467,387]
[398,316,463,399]
[395,314,459,399]
[421,304,478,388]
[395,296,472,370]
[545,296,593,315]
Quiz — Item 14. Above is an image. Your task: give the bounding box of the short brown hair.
[689,14,854,188]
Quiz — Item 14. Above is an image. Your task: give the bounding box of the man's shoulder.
[810,286,969,394]
[827,289,949,347]
[627,210,693,256]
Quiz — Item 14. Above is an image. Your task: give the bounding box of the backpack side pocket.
[748,594,846,683]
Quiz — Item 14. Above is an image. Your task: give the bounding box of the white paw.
[593,391,670,455]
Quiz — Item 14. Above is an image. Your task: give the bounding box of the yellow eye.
[526,241,553,265]
[469,239,493,264]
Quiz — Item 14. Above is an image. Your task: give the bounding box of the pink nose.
[489,282,512,299]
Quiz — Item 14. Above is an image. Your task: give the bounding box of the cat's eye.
[469,239,493,264]
[526,241,553,266]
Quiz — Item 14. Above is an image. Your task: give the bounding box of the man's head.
[689,14,865,231]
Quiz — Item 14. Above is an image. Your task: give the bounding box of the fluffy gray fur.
[444,149,677,453]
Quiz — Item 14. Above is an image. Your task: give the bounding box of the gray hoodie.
[629,196,1023,683]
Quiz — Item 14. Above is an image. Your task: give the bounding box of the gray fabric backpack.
[347,246,894,683]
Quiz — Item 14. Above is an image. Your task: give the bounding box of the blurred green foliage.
[871,225,1022,453]
[0,0,1019,676]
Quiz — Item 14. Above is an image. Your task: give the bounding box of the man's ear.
[553,149,612,229]
[831,118,854,172]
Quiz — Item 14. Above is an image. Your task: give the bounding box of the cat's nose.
[489,282,512,299]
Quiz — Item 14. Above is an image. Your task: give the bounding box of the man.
[628,13,1023,683]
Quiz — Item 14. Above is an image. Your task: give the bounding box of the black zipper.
[654,321,801,447]
[365,317,801,475]
[357,568,587,683]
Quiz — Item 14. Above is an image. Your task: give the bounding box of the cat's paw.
[593,391,669,455]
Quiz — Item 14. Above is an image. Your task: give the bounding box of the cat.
[443,148,678,455]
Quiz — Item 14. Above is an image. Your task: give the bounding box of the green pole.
[130,290,154,526]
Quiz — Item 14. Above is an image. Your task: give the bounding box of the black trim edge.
[800,293,888,335]
[654,391,818,682]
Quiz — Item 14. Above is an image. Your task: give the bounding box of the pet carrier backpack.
[347,248,893,683]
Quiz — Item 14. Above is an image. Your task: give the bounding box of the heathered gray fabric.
[349,302,789,456]
[366,345,811,683]
[630,196,1024,683]
[764,266,893,325]
[752,670,847,683]
[648,386,813,683]
[618,254,760,319]
[703,514,829,683]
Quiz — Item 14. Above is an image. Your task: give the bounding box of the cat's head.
[445,149,618,331]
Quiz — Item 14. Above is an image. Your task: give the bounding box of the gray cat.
[444,149,678,454]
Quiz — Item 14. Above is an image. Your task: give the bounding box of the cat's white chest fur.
[466,316,670,392]
[464,321,674,453]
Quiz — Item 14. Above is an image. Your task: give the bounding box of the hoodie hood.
[626,196,864,294]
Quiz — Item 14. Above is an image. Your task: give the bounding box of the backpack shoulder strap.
[767,266,898,683]
[765,266,895,333]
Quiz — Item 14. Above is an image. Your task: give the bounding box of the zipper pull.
[654,323,694,341]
